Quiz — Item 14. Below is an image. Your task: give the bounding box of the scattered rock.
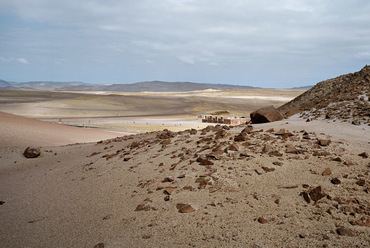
[176,203,195,213]
[102,214,113,220]
[322,168,332,176]
[318,139,331,146]
[23,147,41,158]
[359,152,369,158]
[286,144,299,154]
[355,179,366,186]
[257,217,274,224]
[331,178,341,185]
[303,186,326,203]
[262,144,272,153]
[262,167,275,172]
[336,227,356,237]
[135,202,152,211]
[164,187,174,195]
[250,106,284,124]
[241,126,253,134]
[228,143,239,151]
[162,176,175,183]
[215,130,228,139]
[94,243,105,248]
[234,133,249,142]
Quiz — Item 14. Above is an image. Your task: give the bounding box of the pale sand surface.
[0,116,369,247]
[0,111,126,148]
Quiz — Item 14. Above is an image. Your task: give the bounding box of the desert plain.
[0,86,369,248]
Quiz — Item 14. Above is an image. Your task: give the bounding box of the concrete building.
[200,115,250,125]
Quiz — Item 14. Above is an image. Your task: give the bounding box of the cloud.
[16,58,28,64]
[1,1,370,86]
[0,57,28,64]
[177,55,195,65]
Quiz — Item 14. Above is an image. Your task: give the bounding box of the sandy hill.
[278,65,370,125]
[0,111,125,147]
[1,116,369,247]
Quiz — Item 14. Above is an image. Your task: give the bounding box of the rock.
[241,126,253,134]
[228,143,239,151]
[0,201,5,205]
[331,178,341,185]
[336,227,356,237]
[257,217,274,224]
[355,179,366,186]
[302,191,311,203]
[94,243,104,248]
[164,195,170,201]
[268,150,283,157]
[164,187,174,195]
[275,129,287,135]
[332,157,342,162]
[322,168,332,176]
[318,139,331,146]
[286,144,299,154]
[359,152,369,158]
[162,176,175,183]
[135,202,152,211]
[176,203,195,213]
[250,106,284,124]
[215,130,228,139]
[195,177,212,186]
[309,186,326,202]
[234,133,249,142]
[262,144,272,153]
[23,147,41,158]
[262,167,275,172]
[199,158,214,166]
[313,150,331,156]
[157,129,175,139]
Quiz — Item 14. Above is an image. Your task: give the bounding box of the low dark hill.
[0,79,11,89]
[3,80,258,92]
[278,65,370,125]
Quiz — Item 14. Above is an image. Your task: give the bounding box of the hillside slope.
[278,65,370,125]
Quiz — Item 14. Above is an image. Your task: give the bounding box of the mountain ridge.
[0,80,260,92]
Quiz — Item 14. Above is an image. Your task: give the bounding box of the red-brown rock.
[23,147,41,158]
[176,203,195,213]
[322,168,331,176]
[250,106,284,124]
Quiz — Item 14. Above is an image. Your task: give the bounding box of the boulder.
[23,147,41,158]
[250,106,284,124]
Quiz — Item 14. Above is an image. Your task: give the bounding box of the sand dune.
[0,111,124,148]
[0,117,369,247]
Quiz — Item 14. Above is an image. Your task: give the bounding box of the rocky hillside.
[278,65,370,125]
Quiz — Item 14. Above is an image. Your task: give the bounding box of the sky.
[0,0,370,88]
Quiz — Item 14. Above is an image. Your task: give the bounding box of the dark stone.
[309,186,326,202]
[355,179,366,186]
[94,243,105,248]
[336,227,355,237]
[359,152,369,158]
[23,147,41,158]
[331,178,341,185]
[250,106,284,124]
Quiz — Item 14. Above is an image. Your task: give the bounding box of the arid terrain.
[0,70,369,248]
[0,88,304,133]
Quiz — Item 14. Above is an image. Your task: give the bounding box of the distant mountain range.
[0,80,261,92]
[0,79,312,92]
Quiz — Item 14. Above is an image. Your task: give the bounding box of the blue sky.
[0,0,369,88]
